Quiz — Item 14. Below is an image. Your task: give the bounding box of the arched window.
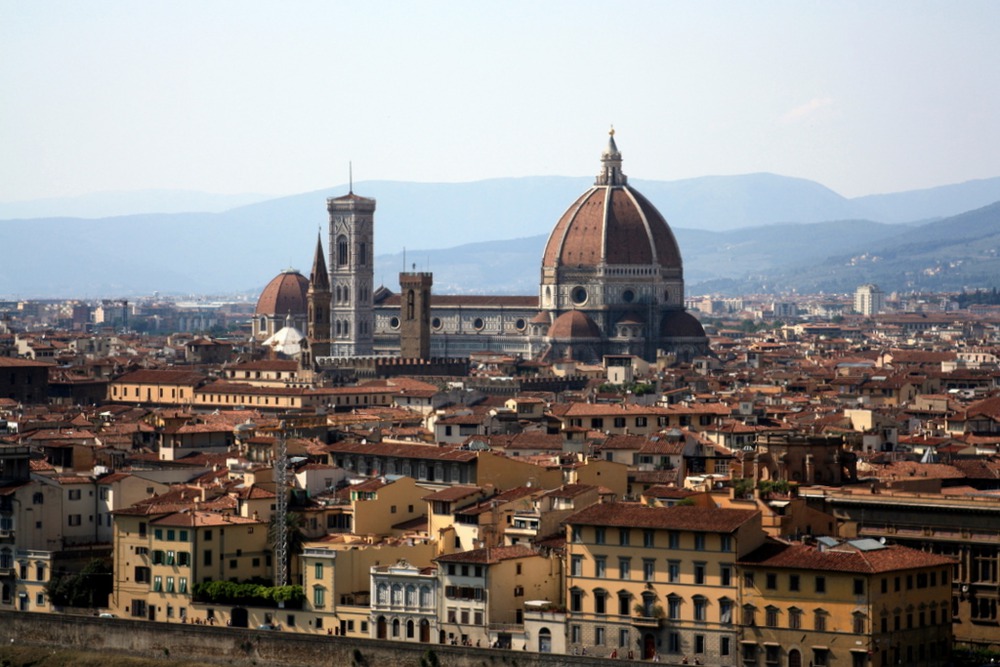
[377,583,388,605]
[405,585,416,607]
[419,586,431,608]
[391,583,403,606]
[406,290,415,320]
[359,242,367,266]
[391,618,400,637]
[337,235,348,266]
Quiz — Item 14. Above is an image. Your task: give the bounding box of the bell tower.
[327,188,376,358]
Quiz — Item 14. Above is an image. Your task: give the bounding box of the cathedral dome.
[542,131,682,271]
[256,269,309,316]
[660,310,707,339]
[548,310,602,340]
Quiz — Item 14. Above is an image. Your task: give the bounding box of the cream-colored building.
[738,538,954,667]
[564,502,765,661]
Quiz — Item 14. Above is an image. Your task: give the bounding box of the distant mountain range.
[2,174,1000,299]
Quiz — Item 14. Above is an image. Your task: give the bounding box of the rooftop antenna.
[349,161,353,195]
[403,247,407,273]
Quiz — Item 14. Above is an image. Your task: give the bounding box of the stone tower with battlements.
[399,271,433,360]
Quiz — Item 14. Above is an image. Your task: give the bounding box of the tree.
[45,558,113,609]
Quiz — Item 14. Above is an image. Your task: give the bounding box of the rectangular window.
[315,563,324,580]
[854,578,865,595]
[643,559,655,582]
[789,574,800,591]
[766,573,777,589]
[570,589,582,612]
[721,637,730,656]
[153,576,162,592]
[721,564,732,587]
[166,577,174,593]
[68,489,81,501]
[595,627,605,645]
[815,576,826,594]
[694,534,705,550]
[720,599,733,624]
[203,550,212,566]
[668,531,679,549]
[694,562,705,585]
[619,528,630,546]
[619,557,631,580]
[571,625,581,644]
[744,571,755,588]
[720,535,732,552]
[595,527,606,544]
[668,560,680,583]
[643,529,655,547]
[815,611,827,631]
[179,577,187,594]
[571,555,583,577]
[68,514,82,526]
[314,587,325,607]
[595,556,606,578]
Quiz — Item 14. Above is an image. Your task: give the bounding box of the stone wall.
[0,610,665,667]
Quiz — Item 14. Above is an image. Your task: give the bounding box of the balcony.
[632,614,664,628]
[632,602,665,628]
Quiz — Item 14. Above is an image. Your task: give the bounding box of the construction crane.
[273,420,288,587]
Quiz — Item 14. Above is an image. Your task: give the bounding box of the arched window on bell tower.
[337,235,348,266]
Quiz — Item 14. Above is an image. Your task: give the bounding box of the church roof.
[542,131,682,270]
[256,269,309,317]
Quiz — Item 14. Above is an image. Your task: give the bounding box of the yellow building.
[108,369,206,406]
[564,502,765,662]
[111,508,269,624]
[298,540,437,638]
[737,538,954,667]
[434,544,561,649]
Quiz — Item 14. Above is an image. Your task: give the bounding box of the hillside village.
[3,302,1000,666]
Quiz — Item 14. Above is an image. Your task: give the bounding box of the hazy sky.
[2,1,999,202]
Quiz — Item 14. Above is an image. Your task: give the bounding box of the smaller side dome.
[548,310,602,340]
[256,269,309,316]
[660,310,707,339]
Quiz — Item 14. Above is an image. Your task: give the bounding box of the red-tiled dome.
[542,132,682,271]
[255,269,309,316]
[660,310,707,338]
[548,310,602,339]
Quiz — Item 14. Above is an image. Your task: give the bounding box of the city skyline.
[2,1,1000,204]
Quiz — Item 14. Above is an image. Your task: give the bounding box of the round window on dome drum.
[473,318,485,330]
[571,286,588,305]
[432,317,442,329]
[622,289,635,303]
[389,317,400,329]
